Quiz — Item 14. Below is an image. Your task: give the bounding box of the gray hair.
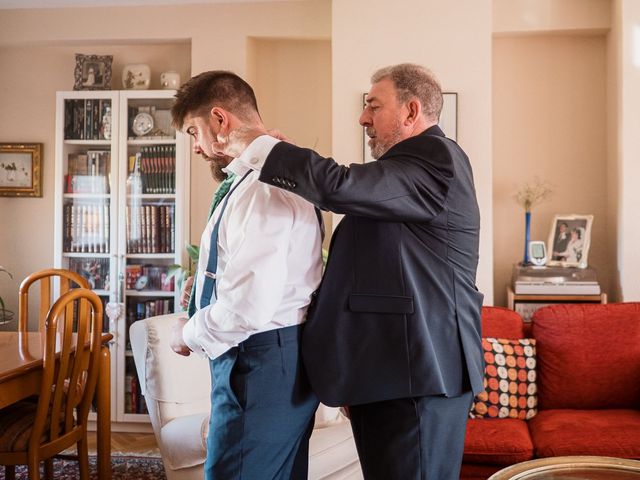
[371,63,443,121]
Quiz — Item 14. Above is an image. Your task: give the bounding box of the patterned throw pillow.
[469,338,538,420]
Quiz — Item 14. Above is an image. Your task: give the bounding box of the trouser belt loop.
[238,342,245,352]
[277,329,283,347]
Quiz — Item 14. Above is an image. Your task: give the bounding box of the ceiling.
[0,0,300,8]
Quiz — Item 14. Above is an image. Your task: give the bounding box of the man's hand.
[170,317,192,356]
[211,126,266,158]
[267,129,296,144]
[179,276,194,309]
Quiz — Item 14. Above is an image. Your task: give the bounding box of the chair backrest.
[18,268,89,333]
[29,288,103,454]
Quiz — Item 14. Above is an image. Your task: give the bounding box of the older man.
[213,63,484,479]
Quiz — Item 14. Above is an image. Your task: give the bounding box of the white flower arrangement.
[515,177,553,212]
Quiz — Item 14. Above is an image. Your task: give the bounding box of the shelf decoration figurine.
[515,177,553,265]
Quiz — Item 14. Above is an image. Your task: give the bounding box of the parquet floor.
[85,431,161,457]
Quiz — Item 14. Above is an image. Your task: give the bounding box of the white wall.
[332,0,495,302]
[615,0,640,300]
[0,1,331,318]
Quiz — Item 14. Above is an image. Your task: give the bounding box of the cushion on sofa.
[470,338,537,419]
[532,303,640,409]
[160,412,208,470]
[463,418,534,465]
[529,409,640,459]
[481,306,525,338]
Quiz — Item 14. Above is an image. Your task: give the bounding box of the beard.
[201,152,232,182]
[366,120,403,160]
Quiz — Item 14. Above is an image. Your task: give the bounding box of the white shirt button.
[250,157,259,165]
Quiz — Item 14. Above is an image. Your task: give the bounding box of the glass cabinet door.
[57,94,118,333]
[119,91,182,417]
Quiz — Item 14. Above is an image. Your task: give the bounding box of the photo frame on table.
[362,92,458,163]
[0,143,43,197]
[547,214,594,267]
[74,54,113,91]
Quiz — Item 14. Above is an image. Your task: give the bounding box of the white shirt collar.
[222,155,253,178]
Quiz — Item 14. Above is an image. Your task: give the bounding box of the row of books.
[64,99,111,141]
[63,202,110,253]
[124,360,148,415]
[68,257,110,290]
[133,146,176,194]
[125,264,174,292]
[126,203,175,254]
[124,298,174,350]
[65,150,111,194]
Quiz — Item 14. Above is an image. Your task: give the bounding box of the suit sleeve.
[259,136,454,222]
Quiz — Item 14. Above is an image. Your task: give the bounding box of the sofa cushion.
[532,303,640,409]
[160,412,208,470]
[463,418,534,465]
[481,306,525,338]
[309,420,363,479]
[471,338,537,419]
[529,409,640,459]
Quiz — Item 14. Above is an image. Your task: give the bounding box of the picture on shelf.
[73,54,113,91]
[0,143,42,197]
[547,214,594,267]
[68,257,110,291]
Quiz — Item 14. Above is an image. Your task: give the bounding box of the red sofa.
[461,303,640,479]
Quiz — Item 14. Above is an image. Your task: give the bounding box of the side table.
[507,286,607,322]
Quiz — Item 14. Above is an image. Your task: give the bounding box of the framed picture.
[362,91,458,163]
[547,214,594,267]
[74,54,113,91]
[0,143,43,197]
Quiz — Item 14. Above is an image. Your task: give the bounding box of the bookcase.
[54,90,190,428]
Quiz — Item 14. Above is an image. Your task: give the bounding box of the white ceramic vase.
[160,71,180,90]
[122,64,151,90]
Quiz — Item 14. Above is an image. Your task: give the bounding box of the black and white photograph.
[547,214,594,267]
[73,53,113,90]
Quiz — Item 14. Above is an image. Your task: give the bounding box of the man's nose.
[359,111,370,127]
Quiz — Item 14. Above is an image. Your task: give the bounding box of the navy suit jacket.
[259,125,484,406]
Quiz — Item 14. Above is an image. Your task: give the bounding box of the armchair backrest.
[130,313,211,426]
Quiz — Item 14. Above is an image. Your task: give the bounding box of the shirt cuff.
[239,134,280,171]
[181,318,205,357]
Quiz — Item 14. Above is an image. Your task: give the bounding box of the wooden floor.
[85,431,160,457]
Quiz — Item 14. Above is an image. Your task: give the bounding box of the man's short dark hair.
[171,71,259,129]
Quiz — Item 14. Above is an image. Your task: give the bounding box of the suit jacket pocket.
[348,294,414,314]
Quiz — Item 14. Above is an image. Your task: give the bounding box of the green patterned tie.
[187,173,237,317]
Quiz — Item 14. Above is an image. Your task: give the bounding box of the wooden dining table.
[0,330,113,479]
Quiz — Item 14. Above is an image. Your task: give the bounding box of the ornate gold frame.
[0,143,43,197]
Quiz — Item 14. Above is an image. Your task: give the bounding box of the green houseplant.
[0,266,14,325]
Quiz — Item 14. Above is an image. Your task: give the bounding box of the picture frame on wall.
[74,53,113,90]
[0,143,43,197]
[362,91,458,163]
[547,214,594,268]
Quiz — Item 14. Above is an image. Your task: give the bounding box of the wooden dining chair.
[0,288,103,480]
[18,268,89,333]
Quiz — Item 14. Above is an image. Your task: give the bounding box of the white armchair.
[130,313,363,480]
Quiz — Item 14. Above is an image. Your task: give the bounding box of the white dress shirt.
[182,150,323,360]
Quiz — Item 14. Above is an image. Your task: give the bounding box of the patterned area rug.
[0,455,167,480]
